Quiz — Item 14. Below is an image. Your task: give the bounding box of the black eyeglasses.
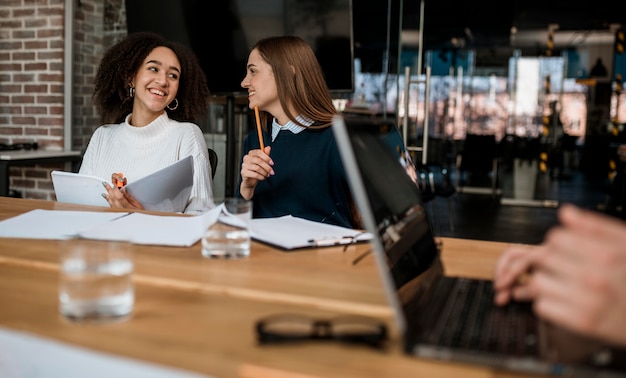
[255,313,388,349]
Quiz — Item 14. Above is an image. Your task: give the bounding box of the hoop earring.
[167,98,179,111]
[129,87,135,98]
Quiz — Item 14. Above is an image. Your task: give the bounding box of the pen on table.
[308,236,355,247]
[254,105,266,153]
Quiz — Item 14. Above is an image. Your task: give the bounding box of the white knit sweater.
[79,113,215,214]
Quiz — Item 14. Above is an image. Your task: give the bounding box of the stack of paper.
[0,208,219,247]
[0,206,372,249]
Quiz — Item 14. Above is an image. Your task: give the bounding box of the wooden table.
[0,150,82,196]
[0,197,535,378]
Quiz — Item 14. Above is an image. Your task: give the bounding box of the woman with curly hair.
[236,36,359,228]
[79,32,214,214]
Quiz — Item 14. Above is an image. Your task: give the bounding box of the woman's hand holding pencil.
[239,106,274,200]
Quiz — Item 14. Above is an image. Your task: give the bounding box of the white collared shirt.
[271,115,313,141]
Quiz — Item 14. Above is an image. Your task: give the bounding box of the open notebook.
[332,115,626,377]
[52,156,193,213]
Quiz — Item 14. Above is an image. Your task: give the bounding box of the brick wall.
[0,0,125,199]
[1,0,65,199]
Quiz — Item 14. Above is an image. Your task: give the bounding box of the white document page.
[50,171,110,207]
[0,209,128,240]
[77,207,221,246]
[0,327,212,378]
[123,155,193,213]
[249,215,373,250]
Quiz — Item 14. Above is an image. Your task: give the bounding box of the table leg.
[0,161,9,197]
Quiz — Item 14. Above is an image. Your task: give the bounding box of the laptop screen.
[332,115,441,332]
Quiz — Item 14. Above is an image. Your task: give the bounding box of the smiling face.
[240,48,283,121]
[130,46,181,126]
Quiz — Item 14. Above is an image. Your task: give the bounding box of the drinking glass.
[201,198,252,259]
[59,240,134,323]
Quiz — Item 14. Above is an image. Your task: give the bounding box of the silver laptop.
[332,115,626,377]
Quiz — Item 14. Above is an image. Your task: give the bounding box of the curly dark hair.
[93,32,210,124]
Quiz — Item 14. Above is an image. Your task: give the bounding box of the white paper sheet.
[78,208,221,246]
[0,210,127,240]
[0,327,211,378]
[0,207,220,247]
[249,215,373,250]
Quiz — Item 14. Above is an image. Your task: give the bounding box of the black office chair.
[208,148,218,179]
[457,134,499,195]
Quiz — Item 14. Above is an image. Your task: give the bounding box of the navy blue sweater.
[236,126,354,228]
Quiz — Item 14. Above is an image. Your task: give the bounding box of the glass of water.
[201,198,252,259]
[59,240,134,323]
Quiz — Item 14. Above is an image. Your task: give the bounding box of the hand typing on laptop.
[334,115,626,374]
[493,203,626,347]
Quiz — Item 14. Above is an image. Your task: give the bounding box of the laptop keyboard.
[420,277,539,356]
